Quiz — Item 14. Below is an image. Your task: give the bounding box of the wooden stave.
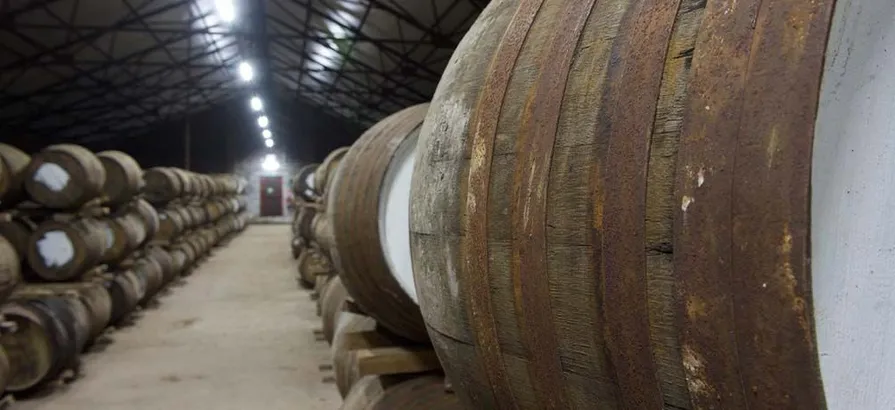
[145,247,177,285]
[133,257,164,303]
[0,235,22,301]
[105,272,143,325]
[295,248,316,289]
[366,374,462,410]
[26,219,105,282]
[4,297,81,394]
[59,295,91,353]
[24,144,106,209]
[100,214,147,266]
[0,153,8,205]
[314,147,351,196]
[292,164,319,200]
[129,198,160,241]
[0,217,34,261]
[320,276,347,344]
[0,344,10,394]
[406,0,842,408]
[156,209,186,242]
[329,104,430,342]
[0,301,57,393]
[0,143,31,207]
[97,151,142,206]
[72,283,113,341]
[142,167,182,204]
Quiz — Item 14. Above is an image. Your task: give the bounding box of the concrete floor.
[18,225,340,410]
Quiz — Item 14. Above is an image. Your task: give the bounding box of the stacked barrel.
[142,166,249,275]
[289,146,346,291]
[0,143,248,397]
[294,106,461,410]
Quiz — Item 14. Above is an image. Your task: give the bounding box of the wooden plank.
[354,346,441,377]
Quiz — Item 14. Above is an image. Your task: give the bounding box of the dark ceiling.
[0,0,485,145]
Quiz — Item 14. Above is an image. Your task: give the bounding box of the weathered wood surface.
[24,144,106,210]
[409,0,837,408]
[0,143,30,207]
[340,374,463,410]
[97,151,142,206]
[329,104,429,342]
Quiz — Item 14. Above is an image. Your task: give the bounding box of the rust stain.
[685,296,708,319]
[777,223,812,350]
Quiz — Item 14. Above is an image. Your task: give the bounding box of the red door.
[259,176,283,217]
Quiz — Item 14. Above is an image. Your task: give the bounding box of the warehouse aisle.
[17,225,339,410]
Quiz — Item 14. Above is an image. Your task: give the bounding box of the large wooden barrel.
[128,198,160,241]
[24,144,106,209]
[0,236,21,301]
[13,283,112,345]
[0,143,30,207]
[27,219,105,281]
[329,104,429,342]
[292,164,319,200]
[156,208,186,242]
[294,204,316,243]
[97,151,142,206]
[142,167,183,204]
[1,297,81,393]
[0,217,32,261]
[320,276,348,344]
[145,247,177,285]
[341,375,462,410]
[101,214,147,266]
[314,147,350,196]
[105,271,144,325]
[133,257,164,302]
[0,345,10,394]
[407,0,895,408]
[71,283,112,341]
[168,248,189,276]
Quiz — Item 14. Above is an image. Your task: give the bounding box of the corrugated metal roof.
[0,0,484,143]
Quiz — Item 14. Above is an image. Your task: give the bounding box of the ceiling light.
[262,129,272,139]
[265,139,274,148]
[261,154,280,172]
[257,116,269,128]
[215,0,236,23]
[250,96,263,111]
[238,61,254,82]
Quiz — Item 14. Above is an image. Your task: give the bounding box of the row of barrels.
[143,167,246,205]
[0,141,251,398]
[300,0,893,407]
[293,123,459,409]
[0,213,248,395]
[0,143,142,210]
[0,200,158,283]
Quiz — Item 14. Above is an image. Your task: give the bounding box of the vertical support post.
[184,117,191,170]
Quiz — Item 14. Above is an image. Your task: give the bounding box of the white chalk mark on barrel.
[37,231,74,268]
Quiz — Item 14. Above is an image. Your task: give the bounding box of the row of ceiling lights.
[216,0,280,170]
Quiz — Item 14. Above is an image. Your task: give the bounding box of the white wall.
[233,151,301,223]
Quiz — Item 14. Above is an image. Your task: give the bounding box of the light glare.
[215,0,236,23]
[250,96,263,111]
[262,129,272,138]
[257,116,269,128]
[238,61,254,82]
[261,154,280,172]
[265,139,274,148]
